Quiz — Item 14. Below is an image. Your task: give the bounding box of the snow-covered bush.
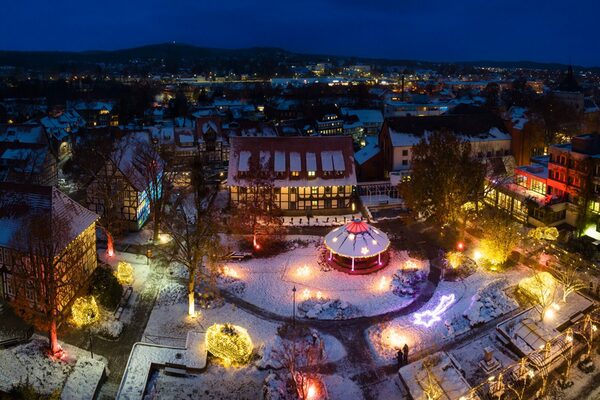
[463,279,517,327]
[217,275,246,296]
[297,298,359,319]
[391,269,427,297]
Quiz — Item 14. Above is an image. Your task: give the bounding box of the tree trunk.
[188,265,196,316]
[48,319,62,356]
[153,210,161,242]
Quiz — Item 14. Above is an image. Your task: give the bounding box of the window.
[402,149,408,156]
[402,160,408,166]
[325,186,332,194]
[290,187,297,194]
[311,187,318,196]
[324,199,332,208]
[487,151,492,158]
[291,171,300,178]
[289,201,296,210]
[308,171,316,178]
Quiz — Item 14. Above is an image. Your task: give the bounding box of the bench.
[164,362,188,377]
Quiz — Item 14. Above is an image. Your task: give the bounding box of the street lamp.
[292,286,297,329]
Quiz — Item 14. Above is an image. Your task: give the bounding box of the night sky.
[1,0,596,65]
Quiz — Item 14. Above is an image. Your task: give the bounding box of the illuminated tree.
[206,323,253,365]
[399,130,486,226]
[554,256,586,302]
[445,251,464,270]
[71,296,100,328]
[116,261,134,285]
[232,154,283,251]
[163,189,223,316]
[274,327,326,400]
[479,211,520,267]
[519,272,558,321]
[10,211,85,356]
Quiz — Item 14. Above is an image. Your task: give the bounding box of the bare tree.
[233,155,283,250]
[78,130,129,236]
[163,190,222,316]
[132,140,169,242]
[11,211,86,356]
[274,328,326,400]
[553,256,586,302]
[520,271,558,322]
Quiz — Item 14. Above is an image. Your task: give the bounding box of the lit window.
[292,171,300,177]
[308,171,316,177]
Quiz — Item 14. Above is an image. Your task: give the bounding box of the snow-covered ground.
[0,335,107,397]
[219,245,430,319]
[367,267,527,366]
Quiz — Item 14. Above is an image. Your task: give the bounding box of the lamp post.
[87,308,97,359]
[292,286,297,329]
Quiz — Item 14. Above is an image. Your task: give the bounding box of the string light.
[206,323,253,365]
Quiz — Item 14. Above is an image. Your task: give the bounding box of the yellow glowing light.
[316,291,324,299]
[404,260,418,270]
[551,303,560,311]
[378,276,389,291]
[473,250,482,262]
[332,237,338,243]
[372,240,378,245]
[116,261,134,285]
[446,251,464,269]
[223,266,239,278]
[302,288,311,300]
[205,323,253,365]
[348,234,355,241]
[544,308,555,320]
[382,326,407,349]
[361,246,369,255]
[307,383,318,400]
[296,265,311,278]
[71,296,100,327]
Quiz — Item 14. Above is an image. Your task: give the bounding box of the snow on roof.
[238,151,251,172]
[399,352,477,400]
[332,151,345,171]
[0,124,47,145]
[0,183,98,250]
[342,109,384,124]
[274,151,286,172]
[508,107,529,130]
[324,220,390,259]
[227,136,356,188]
[354,136,380,165]
[112,133,164,192]
[306,152,317,171]
[321,151,334,171]
[290,152,301,171]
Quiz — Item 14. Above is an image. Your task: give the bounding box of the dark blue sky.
[1,0,597,65]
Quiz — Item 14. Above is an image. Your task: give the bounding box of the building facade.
[0,184,98,316]
[228,136,357,215]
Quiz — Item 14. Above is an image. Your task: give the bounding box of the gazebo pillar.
[329,250,332,261]
[378,253,381,265]
[352,257,355,271]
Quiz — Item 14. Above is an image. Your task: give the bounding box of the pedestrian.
[397,349,403,368]
[403,343,409,365]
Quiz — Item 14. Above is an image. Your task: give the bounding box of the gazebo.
[323,219,390,274]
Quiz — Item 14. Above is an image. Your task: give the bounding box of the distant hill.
[0,42,594,72]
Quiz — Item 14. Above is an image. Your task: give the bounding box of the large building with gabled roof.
[227,136,357,214]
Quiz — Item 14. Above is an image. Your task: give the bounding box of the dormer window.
[291,171,300,178]
[308,171,316,178]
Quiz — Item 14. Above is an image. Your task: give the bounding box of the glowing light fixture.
[413,294,455,327]
[206,323,253,365]
[116,261,134,285]
[71,296,100,327]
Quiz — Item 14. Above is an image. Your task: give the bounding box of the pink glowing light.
[413,294,455,327]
